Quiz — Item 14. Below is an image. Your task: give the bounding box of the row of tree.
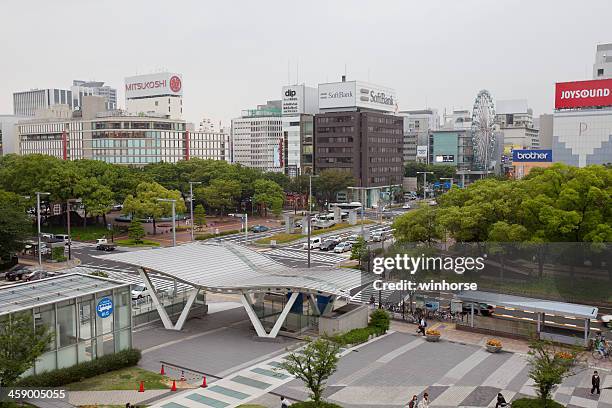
[393,163,612,243]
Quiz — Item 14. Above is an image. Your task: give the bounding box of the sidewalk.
[19,257,81,271]
[67,389,172,406]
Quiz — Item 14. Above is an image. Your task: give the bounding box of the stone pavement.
[67,389,171,406]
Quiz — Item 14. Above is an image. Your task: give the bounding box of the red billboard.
[555,79,612,109]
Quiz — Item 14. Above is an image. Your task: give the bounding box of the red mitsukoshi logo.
[170,75,182,92]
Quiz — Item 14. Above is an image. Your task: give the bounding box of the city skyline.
[1,0,611,125]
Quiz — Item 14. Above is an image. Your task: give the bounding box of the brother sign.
[512,149,553,162]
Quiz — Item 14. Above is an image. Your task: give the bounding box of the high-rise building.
[125,72,183,120]
[593,43,612,79]
[495,99,539,150]
[398,109,439,163]
[71,80,117,111]
[537,114,554,149]
[442,109,472,130]
[0,114,28,155]
[314,78,403,207]
[13,88,72,116]
[231,101,283,172]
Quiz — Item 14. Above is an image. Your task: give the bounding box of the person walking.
[495,392,507,407]
[369,295,376,309]
[418,392,429,408]
[407,395,418,408]
[418,317,427,336]
[592,371,601,395]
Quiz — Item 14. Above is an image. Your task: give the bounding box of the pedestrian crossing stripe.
[265,249,345,264]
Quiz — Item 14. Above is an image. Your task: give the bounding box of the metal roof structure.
[97,242,366,297]
[0,273,129,315]
[455,290,598,319]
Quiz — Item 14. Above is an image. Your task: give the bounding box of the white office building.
[71,80,117,111]
[442,109,472,130]
[1,114,28,155]
[125,72,183,120]
[495,99,539,149]
[593,43,612,79]
[281,84,318,176]
[553,109,612,167]
[13,88,73,117]
[231,101,283,172]
[398,109,439,163]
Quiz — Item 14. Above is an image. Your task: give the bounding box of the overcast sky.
[1,0,610,125]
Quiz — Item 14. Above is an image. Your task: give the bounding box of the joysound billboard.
[125,72,183,99]
[318,81,396,112]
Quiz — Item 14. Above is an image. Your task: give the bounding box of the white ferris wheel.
[471,90,496,171]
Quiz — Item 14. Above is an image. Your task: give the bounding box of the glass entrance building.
[0,273,132,375]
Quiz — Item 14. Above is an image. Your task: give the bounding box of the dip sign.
[96,297,113,318]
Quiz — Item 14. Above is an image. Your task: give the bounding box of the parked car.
[53,234,70,244]
[113,204,124,211]
[131,284,149,300]
[302,237,322,250]
[250,225,270,233]
[402,203,412,209]
[334,242,353,253]
[5,265,35,281]
[428,200,438,206]
[319,239,338,251]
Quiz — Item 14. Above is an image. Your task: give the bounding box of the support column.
[322,295,336,317]
[139,268,173,330]
[470,302,475,328]
[174,289,199,331]
[308,294,321,316]
[584,319,589,346]
[241,292,299,338]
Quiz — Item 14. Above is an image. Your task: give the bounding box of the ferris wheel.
[471,90,496,171]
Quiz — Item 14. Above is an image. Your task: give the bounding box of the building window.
[598,68,604,77]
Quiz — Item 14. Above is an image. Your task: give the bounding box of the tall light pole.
[307,174,319,268]
[188,181,202,241]
[347,186,367,239]
[66,198,81,260]
[36,192,50,267]
[157,198,176,247]
[416,171,434,199]
[228,213,248,244]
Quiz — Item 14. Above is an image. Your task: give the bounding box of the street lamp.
[228,213,248,244]
[66,198,81,260]
[416,172,434,199]
[156,198,176,247]
[307,174,319,268]
[188,181,202,241]
[35,192,50,267]
[347,186,367,240]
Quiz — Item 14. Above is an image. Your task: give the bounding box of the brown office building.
[314,110,403,204]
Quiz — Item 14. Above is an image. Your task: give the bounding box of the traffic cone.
[160,364,165,375]
[139,381,145,392]
[201,376,207,388]
[180,370,185,382]
[171,380,177,392]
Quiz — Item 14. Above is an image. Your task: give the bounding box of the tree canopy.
[0,191,31,260]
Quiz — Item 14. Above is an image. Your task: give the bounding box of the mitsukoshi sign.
[125,72,183,99]
[555,78,612,109]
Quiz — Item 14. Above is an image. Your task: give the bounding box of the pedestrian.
[369,295,376,309]
[592,370,601,395]
[280,396,290,408]
[407,394,418,408]
[418,392,429,408]
[418,317,427,336]
[495,392,507,408]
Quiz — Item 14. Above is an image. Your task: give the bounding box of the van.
[302,237,322,250]
[54,234,70,243]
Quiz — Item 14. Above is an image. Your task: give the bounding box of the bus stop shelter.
[455,291,598,346]
[98,242,367,338]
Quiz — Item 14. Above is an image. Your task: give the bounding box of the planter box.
[425,334,440,342]
[486,344,502,353]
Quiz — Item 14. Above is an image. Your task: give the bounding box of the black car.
[5,265,35,281]
[319,239,338,251]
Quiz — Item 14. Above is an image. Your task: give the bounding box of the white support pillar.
[536,313,541,333]
[321,295,336,317]
[139,268,173,330]
[241,292,299,338]
[584,319,589,346]
[308,294,321,316]
[470,303,475,328]
[174,289,199,331]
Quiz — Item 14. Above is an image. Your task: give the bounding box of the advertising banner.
[416,145,428,158]
[282,85,303,115]
[555,79,612,109]
[512,149,553,162]
[125,72,183,98]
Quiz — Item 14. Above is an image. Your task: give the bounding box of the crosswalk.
[264,248,347,266]
[283,223,392,250]
[211,227,286,243]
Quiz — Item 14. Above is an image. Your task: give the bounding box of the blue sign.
[96,297,113,318]
[512,149,553,162]
[443,182,451,189]
[434,181,441,188]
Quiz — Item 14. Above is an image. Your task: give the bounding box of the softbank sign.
[555,79,612,109]
[512,149,553,162]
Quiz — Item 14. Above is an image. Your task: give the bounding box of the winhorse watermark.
[370,253,486,292]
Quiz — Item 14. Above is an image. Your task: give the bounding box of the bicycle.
[592,345,611,360]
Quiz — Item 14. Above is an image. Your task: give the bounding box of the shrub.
[511,398,565,408]
[51,246,66,262]
[290,402,343,408]
[369,309,390,333]
[16,349,141,387]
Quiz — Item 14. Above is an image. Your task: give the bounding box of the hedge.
[16,348,141,387]
[290,402,343,408]
[195,229,240,241]
[511,398,565,408]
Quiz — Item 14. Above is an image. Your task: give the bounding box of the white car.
[131,284,149,300]
[334,242,352,253]
[302,237,322,250]
[402,203,411,209]
[428,200,438,206]
[346,234,361,244]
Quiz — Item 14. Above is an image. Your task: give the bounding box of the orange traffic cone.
[201,376,207,388]
[160,364,165,375]
[139,381,145,392]
[180,370,185,382]
[171,380,177,392]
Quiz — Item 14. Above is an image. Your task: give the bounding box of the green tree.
[252,179,285,216]
[350,237,367,264]
[369,309,391,333]
[0,312,53,386]
[193,204,206,230]
[314,169,355,207]
[128,219,145,243]
[75,177,114,227]
[0,191,31,260]
[123,182,186,235]
[279,338,340,404]
[197,179,242,215]
[393,205,442,244]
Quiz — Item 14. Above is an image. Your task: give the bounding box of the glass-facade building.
[0,273,132,375]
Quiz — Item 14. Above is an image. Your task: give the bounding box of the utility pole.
[416,171,433,199]
[307,174,319,268]
[36,192,50,267]
[157,198,177,247]
[189,181,202,241]
[66,198,80,260]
